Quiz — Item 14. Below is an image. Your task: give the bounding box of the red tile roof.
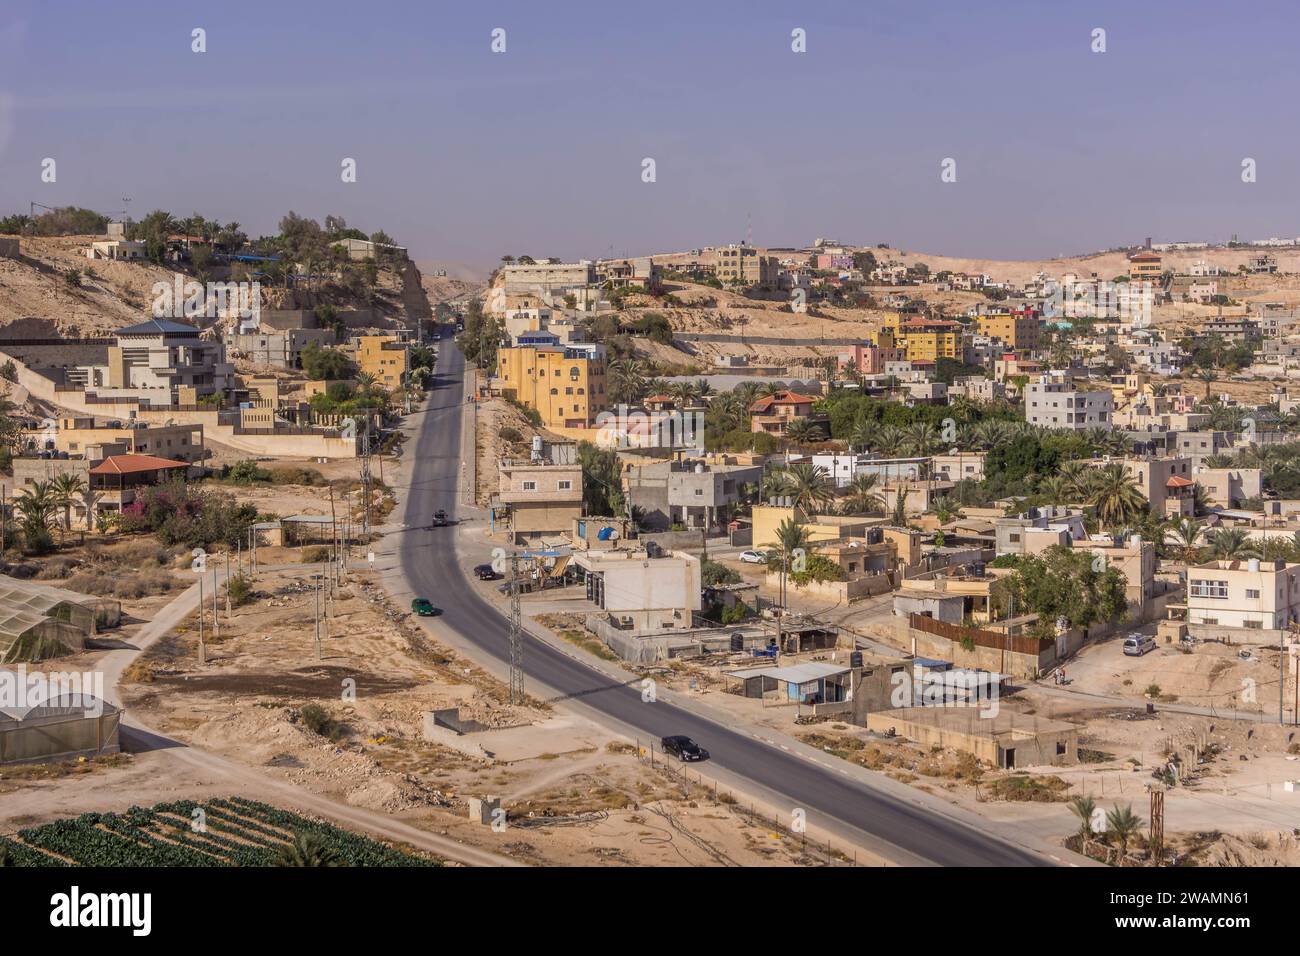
[89,454,190,476]
[749,391,819,413]
[1166,475,1194,488]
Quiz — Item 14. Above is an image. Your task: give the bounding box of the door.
[1003,747,1016,769]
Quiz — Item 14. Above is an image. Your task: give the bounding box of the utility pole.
[198,576,206,665]
[225,550,232,620]
[212,566,219,640]
[508,553,525,704]
[314,570,322,661]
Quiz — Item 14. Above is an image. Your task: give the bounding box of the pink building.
[840,342,906,375]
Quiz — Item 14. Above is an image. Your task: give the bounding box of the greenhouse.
[0,693,121,764]
[0,575,122,663]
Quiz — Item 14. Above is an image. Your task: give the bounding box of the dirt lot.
[97,562,842,866]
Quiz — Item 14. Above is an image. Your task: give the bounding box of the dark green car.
[411,598,439,617]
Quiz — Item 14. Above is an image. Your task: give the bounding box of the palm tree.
[15,480,58,534]
[1037,475,1070,506]
[847,416,878,454]
[50,473,87,535]
[1068,795,1098,843]
[692,379,714,401]
[1196,366,1218,402]
[930,494,959,523]
[1165,516,1204,564]
[876,425,908,457]
[1089,463,1148,530]
[274,832,343,867]
[1206,527,1258,561]
[764,517,812,607]
[782,462,834,514]
[668,380,696,408]
[783,418,826,445]
[840,473,884,515]
[608,359,647,405]
[903,421,940,457]
[1105,804,1144,858]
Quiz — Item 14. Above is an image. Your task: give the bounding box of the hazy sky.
[3,0,1298,269]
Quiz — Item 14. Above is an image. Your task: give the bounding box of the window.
[1244,620,1263,629]
[557,480,572,491]
[1246,589,1260,599]
[522,481,537,491]
[1190,579,1229,599]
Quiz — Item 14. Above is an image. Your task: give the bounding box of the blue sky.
[2,0,1298,268]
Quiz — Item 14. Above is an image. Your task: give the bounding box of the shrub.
[227,460,271,484]
[301,545,331,563]
[499,426,523,445]
[227,574,254,607]
[298,704,347,742]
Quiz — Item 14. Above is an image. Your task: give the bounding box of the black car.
[473,564,500,580]
[432,510,449,527]
[661,735,708,762]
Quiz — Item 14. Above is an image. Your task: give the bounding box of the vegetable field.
[0,797,440,867]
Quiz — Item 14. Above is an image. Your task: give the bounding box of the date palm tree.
[782,462,834,514]
[274,832,343,867]
[1068,795,1098,842]
[1105,804,1144,858]
[1165,516,1204,564]
[847,416,878,454]
[840,473,884,515]
[1206,527,1258,561]
[1088,463,1148,530]
[904,421,940,457]
[50,472,87,536]
[783,417,825,446]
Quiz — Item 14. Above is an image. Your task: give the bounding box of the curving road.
[399,340,1050,866]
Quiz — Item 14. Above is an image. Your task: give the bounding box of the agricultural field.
[0,797,440,867]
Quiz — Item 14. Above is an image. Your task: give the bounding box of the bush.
[227,460,271,484]
[267,467,325,486]
[298,704,348,742]
[301,545,331,563]
[227,574,254,607]
[499,426,523,445]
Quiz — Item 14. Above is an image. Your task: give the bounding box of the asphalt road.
[400,340,1048,867]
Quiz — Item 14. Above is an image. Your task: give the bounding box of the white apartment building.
[1024,374,1113,431]
[1187,559,1300,630]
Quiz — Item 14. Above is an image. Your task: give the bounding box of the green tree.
[274,832,344,867]
[1105,804,1144,857]
[1088,462,1148,531]
[300,342,354,380]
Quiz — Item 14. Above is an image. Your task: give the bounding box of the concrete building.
[1186,558,1300,629]
[995,507,1087,556]
[496,342,608,428]
[840,341,906,376]
[577,549,701,632]
[712,245,779,289]
[347,334,409,390]
[622,458,762,532]
[332,237,407,261]
[68,319,233,405]
[878,314,963,362]
[931,452,986,484]
[866,707,1079,769]
[748,390,822,436]
[1024,373,1112,430]
[976,308,1042,355]
[1077,535,1158,604]
[1086,456,1193,517]
[22,417,205,464]
[223,327,336,369]
[1127,250,1163,283]
[500,260,596,296]
[1194,466,1263,509]
[493,459,583,544]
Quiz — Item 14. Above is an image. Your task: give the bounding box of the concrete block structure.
[867,707,1079,768]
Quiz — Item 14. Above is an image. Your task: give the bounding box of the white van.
[1122,634,1156,657]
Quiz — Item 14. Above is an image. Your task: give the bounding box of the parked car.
[432,510,449,527]
[411,598,440,617]
[1122,634,1156,657]
[737,549,767,565]
[473,564,500,581]
[660,735,709,762]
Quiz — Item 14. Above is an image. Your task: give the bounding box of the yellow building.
[976,310,1041,354]
[352,334,409,390]
[878,313,963,361]
[1128,250,1162,283]
[497,343,608,428]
